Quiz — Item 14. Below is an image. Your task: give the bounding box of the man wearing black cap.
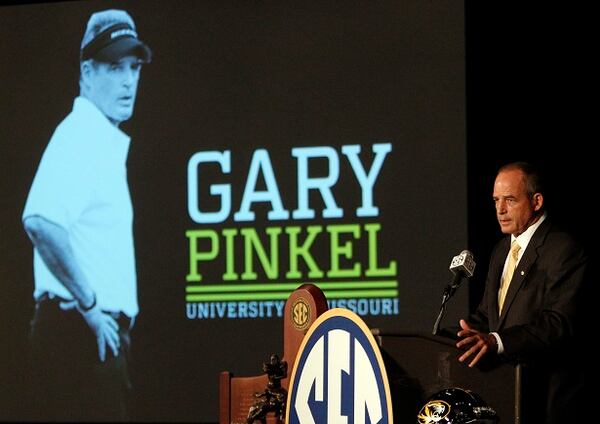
[22,9,151,421]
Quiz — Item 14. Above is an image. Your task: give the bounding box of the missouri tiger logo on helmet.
[417,399,451,423]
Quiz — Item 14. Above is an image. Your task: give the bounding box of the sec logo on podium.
[286,308,393,424]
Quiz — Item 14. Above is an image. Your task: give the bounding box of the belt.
[37,292,134,330]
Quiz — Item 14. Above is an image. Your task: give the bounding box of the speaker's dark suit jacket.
[471,217,589,424]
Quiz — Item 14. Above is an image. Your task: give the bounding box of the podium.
[219,287,524,424]
[219,284,328,424]
[372,331,522,424]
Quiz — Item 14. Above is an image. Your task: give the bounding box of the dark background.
[464,2,592,310]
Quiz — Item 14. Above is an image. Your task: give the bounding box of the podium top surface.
[370,330,458,348]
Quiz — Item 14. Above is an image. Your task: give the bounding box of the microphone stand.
[432,274,462,336]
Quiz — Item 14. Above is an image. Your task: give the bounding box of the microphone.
[448,250,476,288]
[432,250,476,335]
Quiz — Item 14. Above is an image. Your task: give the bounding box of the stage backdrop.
[0,1,466,422]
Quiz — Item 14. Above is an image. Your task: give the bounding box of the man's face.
[493,169,542,236]
[84,55,142,126]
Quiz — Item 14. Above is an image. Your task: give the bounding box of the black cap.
[80,10,152,63]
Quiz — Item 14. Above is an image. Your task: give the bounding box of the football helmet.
[416,387,498,424]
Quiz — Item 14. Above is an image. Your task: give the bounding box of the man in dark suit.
[456,161,588,424]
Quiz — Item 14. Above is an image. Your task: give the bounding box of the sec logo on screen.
[286,308,393,424]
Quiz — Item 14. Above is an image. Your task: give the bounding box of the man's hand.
[80,304,120,362]
[455,319,497,367]
[24,216,120,362]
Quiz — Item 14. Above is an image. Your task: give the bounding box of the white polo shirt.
[23,97,138,317]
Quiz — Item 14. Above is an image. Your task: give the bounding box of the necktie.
[498,241,520,314]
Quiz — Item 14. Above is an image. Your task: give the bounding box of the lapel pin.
[520,271,524,276]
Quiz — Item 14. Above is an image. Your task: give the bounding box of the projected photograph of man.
[21,9,151,421]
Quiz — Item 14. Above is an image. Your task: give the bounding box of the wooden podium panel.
[373,331,522,424]
[219,372,268,424]
[219,284,328,424]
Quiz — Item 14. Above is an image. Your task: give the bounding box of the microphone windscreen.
[449,250,476,277]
